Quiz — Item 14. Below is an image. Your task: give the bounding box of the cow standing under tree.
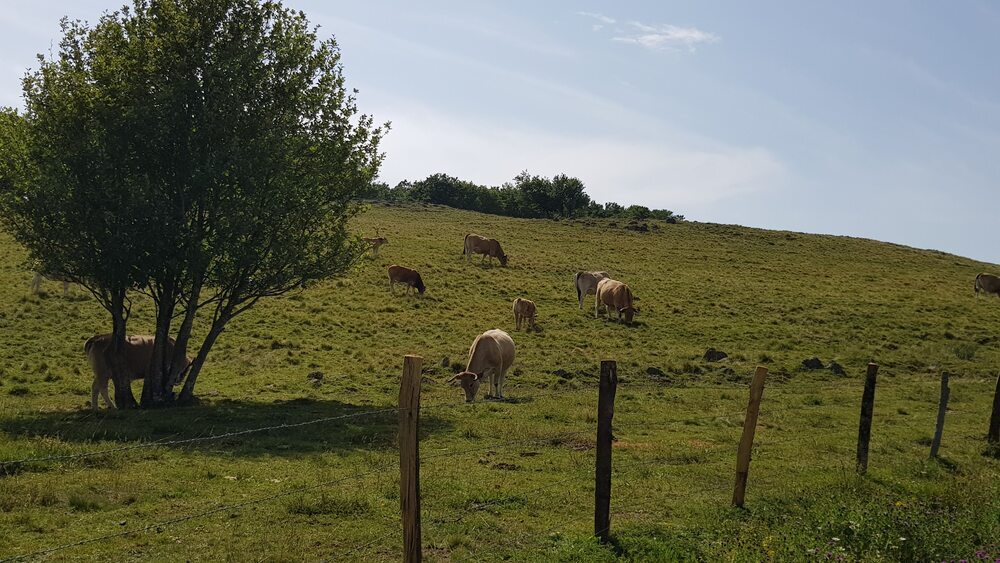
[85,334,192,411]
[362,235,388,257]
[975,273,1000,297]
[463,234,508,266]
[30,271,70,296]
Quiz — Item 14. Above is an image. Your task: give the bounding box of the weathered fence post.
[989,372,1000,446]
[856,362,878,474]
[595,359,618,542]
[930,371,950,459]
[399,355,423,563]
[733,366,768,508]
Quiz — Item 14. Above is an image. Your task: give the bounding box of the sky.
[2,1,999,263]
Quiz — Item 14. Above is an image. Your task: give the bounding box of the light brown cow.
[447,329,515,402]
[84,334,192,411]
[463,233,508,266]
[30,271,70,296]
[975,273,1000,297]
[574,271,610,309]
[512,297,537,331]
[388,264,425,295]
[595,278,639,324]
[362,236,389,257]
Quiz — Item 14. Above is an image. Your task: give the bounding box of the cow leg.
[497,369,506,399]
[91,379,100,411]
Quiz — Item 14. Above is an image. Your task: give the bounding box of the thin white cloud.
[372,102,784,208]
[576,11,616,25]
[614,21,719,52]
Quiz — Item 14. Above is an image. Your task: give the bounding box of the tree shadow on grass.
[0,397,454,473]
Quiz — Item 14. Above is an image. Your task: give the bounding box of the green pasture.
[0,204,998,561]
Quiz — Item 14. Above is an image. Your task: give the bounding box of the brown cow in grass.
[447,329,515,402]
[85,334,192,411]
[595,278,639,324]
[512,297,537,331]
[388,264,425,295]
[463,234,507,266]
[574,271,609,309]
[975,273,1000,298]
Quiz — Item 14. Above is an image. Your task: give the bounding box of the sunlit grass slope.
[0,203,998,561]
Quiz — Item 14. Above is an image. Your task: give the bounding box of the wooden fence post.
[594,359,618,542]
[399,355,423,563]
[733,366,767,508]
[930,372,950,459]
[989,372,1000,446]
[856,362,879,474]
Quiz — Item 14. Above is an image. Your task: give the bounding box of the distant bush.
[366,171,684,222]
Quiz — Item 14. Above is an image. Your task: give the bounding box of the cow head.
[170,356,194,386]
[446,371,481,402]
[620,306,636,324]
[415,277,426,294]
[499,254,508,266]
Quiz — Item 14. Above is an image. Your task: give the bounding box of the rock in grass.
[802,357,823,370]
[827,361,846,375]
[646,366,666,377]
[703,348,728,362]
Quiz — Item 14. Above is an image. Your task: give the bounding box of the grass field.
[1,203,999,561]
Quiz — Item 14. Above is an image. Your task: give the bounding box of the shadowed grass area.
[0,203,998,561]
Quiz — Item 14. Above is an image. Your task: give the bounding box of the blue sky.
[2,2,998,263]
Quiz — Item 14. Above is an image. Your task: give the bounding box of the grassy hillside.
[1,203,998,561]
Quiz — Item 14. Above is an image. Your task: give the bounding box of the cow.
[975,273,1000,298]
[574,271,610,309]
[512,297,537,332]
[463,233,508,266]
[84,334,192,411]
[447,329,515,402]
[388,264,425,295]
[30,271,70,296]
[362,236,388,257]
[595,278,639,324]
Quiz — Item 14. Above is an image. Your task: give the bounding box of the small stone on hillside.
[703,348,728,362]
[646,366,665,377]
[802,357,823,370]
[307,371,323,381]
[827,361,846,376]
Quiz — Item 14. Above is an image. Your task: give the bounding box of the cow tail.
[84,335,96,354]
[463,233,469,255]
[574,273,582,302]
[975,273,981,294]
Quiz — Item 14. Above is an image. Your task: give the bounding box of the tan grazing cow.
[388,264,425,295]
[512,297,537,331]
[84,334,192,411]
[595,278,639,324]
[574,271,609,309]
[30,271,70,296]
[447,329,515,402]
[975,273,1000,297]
[362,236,388,257]
[463,233,508,266]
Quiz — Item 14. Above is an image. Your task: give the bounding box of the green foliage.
[374,171,683,221]
[0,0,385,404]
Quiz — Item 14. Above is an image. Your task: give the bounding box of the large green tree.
[0,0,385,407]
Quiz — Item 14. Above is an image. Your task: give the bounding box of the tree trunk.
[108,290,138,409]
[141,285,176,408]
[169,276,203,390]
[178,320,226,403]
